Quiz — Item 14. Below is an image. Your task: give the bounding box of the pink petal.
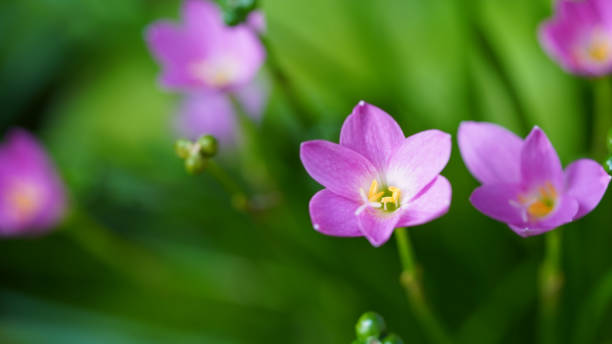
[520,127,564,191]
[470,183,524,225]
[145,22,203,89]
[385,130,452,201]
[300,140,378,201]
[339,101,405,171]
[309,189,362,237]
[182,0,224,37]
[357,209,401,247]
[564,159,611,219]
[174,92,237,147]
[457,121,523,184]
[397,176,452,227]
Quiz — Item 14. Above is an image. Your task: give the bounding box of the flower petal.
[564,159,611,219]
[470,183,524,225]
[358,209,401,247]
[457,121,523,184]
[386,130,452,201]
[509,196,579,237]
[145,22,203,89]
[309,189,362,237]
[521,127,564,190]
[175,92,237,147]
[397,175,452,227]
[300,140,377,200]
[339,101,405,171]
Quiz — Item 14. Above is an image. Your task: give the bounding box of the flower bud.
[197,135,218,158]
[355,312,386,341]
[175,139,193,159]
[217,0,258,26]
[381,333,404,344]
[185,154,207,175]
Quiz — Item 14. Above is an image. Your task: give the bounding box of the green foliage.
[1,0,612,343]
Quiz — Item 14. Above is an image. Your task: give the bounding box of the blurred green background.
[1,0,612,343]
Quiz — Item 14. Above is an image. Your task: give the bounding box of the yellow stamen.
[589,41,610,62]
[524,182,558,219]
[6,182,40,221]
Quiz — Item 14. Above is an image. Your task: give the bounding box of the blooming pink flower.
[0,129,66,236]
[539,0,612,76]
[300,101,452,247]
[145,0,265,91]
[458,122,611,237]
[175,78,268,150]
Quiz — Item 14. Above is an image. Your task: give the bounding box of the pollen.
[360,179,401,212]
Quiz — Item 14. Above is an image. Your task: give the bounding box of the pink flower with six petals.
[300,101,452,247]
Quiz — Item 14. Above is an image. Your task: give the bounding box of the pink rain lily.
[539,0,612,76]
[0,129,66,236]
[458,122,611,237]
[145,0,265,91]
[300,101,452,247]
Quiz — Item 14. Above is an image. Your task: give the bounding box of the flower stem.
[592,77,612,159]
[538,230,563,344]
[395,228,453,344]
[206,159,248,211]
[258,34,312,127]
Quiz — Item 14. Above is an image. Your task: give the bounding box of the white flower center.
[190,56,240,88]
[355,179,401,215]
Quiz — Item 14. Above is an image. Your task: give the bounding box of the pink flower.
[0,129,66,236]
[458,122,611,237]
[145,0,265,91]
[539,0,612,76]
[300,101,452,247]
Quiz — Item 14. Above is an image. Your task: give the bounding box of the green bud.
[381,333,404,344]
[355,312,386,340]
[605,155,612,173]
[197,135,218,158]
[218,0,257,26]
[185,154,207,175]
[175,139,193,159]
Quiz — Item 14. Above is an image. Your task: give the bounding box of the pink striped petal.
[339,101,405,171]
[564,159,611,219]
[309,189,362,237]
[300,140,377,201]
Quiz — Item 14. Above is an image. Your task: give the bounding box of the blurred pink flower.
[300,101,452,247]
[145,0,265,91]
[458,122,611,237]
[175,78,268,150]
[0,129,66,236]
[540,0,612,76]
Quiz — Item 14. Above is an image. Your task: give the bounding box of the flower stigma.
[355,179,401,215]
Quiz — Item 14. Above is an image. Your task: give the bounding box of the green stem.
[395,228,453,344]
[538,230,563,344]
[592,77,612,159]
[258,34,312,127]
[206,160,248,211]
